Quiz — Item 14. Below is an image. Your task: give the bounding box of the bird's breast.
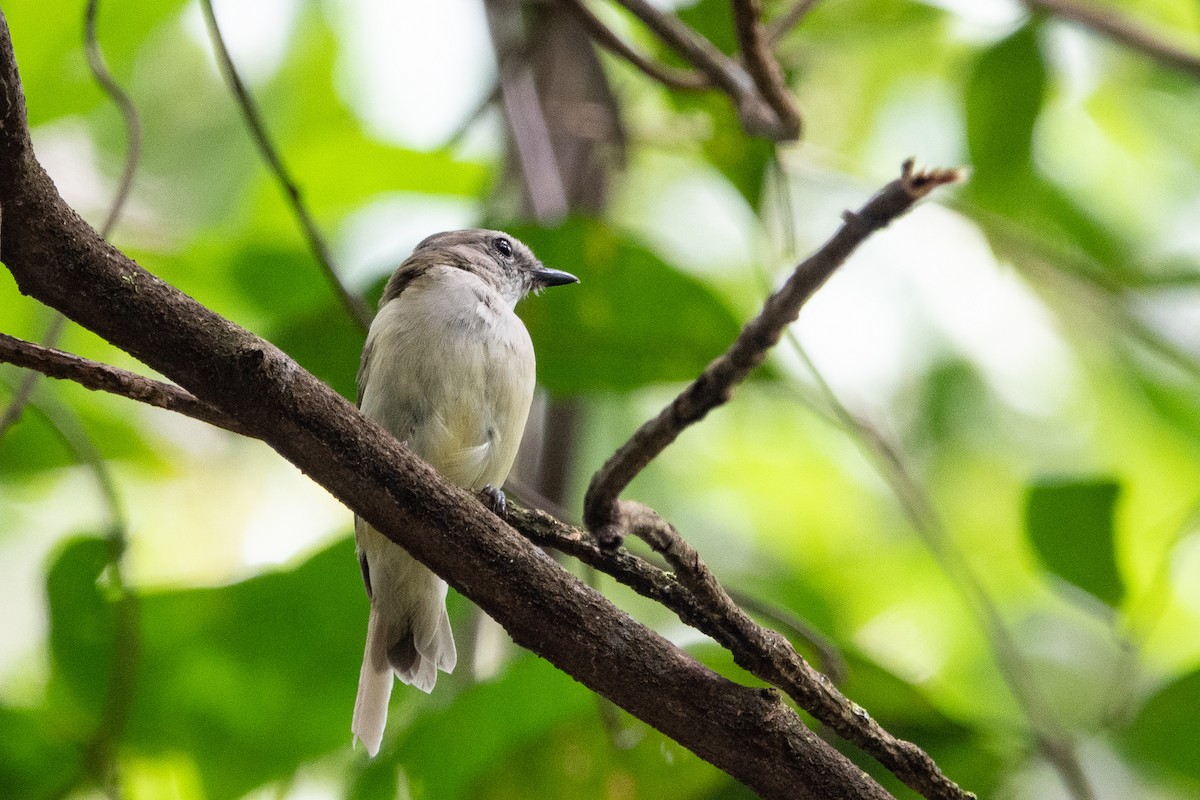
[359,270,536,490]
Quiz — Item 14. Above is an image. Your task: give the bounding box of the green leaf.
[46,536,121,726]
[462,714,727,800]
[390,655,595,799]
[269,303,365,401]
[0,705,85,800]
[669,92,775,208]
[965,22,1046,181]
[1121,669,1200,788]
[126,537,366,800]
[228,243,335,322]
[506,218,744,394]
[1124,346,1200,444]
[1024,477,1124,607]
[676,0,738,57]
[0,395,74,477]
[964,21,1139,283]
[0,536,125,800]
[279,137,490,217]
[798,0,944,41]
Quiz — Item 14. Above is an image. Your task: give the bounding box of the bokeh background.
[2,0,1199,798]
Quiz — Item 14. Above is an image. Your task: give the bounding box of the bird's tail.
[352,604,393,757]
[352,569,458,756]
[390,572,457,692]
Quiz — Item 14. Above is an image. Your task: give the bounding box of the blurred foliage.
[3,1,1200,799]
[1026,477,1125,607]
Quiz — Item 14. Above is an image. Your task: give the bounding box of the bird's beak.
[531,266,579,288]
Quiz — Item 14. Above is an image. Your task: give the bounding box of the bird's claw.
[481,485,507,516]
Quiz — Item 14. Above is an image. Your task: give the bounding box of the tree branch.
[612,0,743,93]
[732,0,801,139]
[0,333,250,436]
[583,160,964,545]
[606,0,794,138]
[559,0,711,90]
[1023,0,1200,81]
[0,12,900,798]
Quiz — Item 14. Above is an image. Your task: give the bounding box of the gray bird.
[352,229,577,756]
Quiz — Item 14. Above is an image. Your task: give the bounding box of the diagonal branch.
[583,160,964,545]
[732,0,802,139]
[606,0,794,138]
[577,163,969,798]
[612,0,744,94]
[559,0,712,90]
[1023,0,1200,81]
[0,333,250,436]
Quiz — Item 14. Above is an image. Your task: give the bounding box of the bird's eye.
[494,237,513,258]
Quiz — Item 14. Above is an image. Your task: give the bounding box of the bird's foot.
[480,485,507,517]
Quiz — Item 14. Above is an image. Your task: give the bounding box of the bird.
[351,229,577,756]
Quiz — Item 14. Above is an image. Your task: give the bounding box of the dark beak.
[531,266,579,288]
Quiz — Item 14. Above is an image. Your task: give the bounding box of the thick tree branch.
[0,14,896,799]
[584,160,963,545]
[0,331,931,786]
[1023,0,1200,81]
[0,333,250,436]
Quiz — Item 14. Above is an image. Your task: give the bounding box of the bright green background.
[2,1,1200,799]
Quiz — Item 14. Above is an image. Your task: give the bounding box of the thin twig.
[767,0,822,44]
[584,160,963,545]
[1023,0,1200,81]
[0,11,943,796]
[610,0,790,137]
[732,0,801,139]
[67,16,141,793]
[84,0,140,239]
[613,0,745,95]
[0,315,65,439]
[198,0,373,332]
[0,333,250,436]
[832,394,1094,800]
[559,0,711,90]
[16,385,139,798]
